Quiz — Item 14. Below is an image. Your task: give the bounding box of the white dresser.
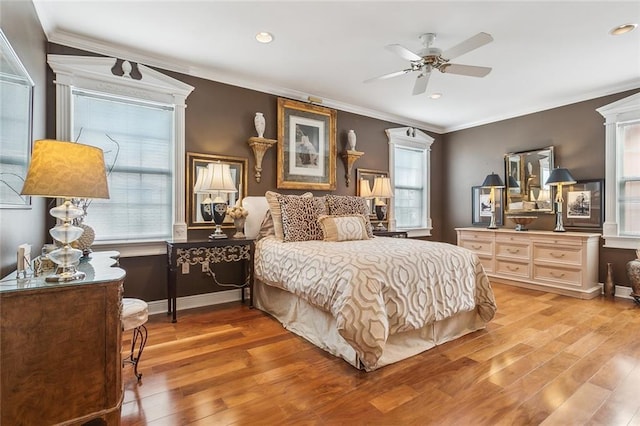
[456,227,601,299]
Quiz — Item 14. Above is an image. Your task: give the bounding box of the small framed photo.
[277,97,337,190]
[472,185,504,226]
[562,179,604,229]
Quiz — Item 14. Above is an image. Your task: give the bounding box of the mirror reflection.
[187,152,247,229]
[356,168,388,219]
[504,146,555,214]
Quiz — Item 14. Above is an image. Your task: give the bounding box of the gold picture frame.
[186,152,248,230]
[277,98,336,190]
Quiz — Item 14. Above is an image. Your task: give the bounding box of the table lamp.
[21,140,109,282]
[371,176,393,231]
[481,172,505,229]
[193,166,214,222]
[200,161,237,239]
[545,167,576,232]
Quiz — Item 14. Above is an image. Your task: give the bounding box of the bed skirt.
[254,278,489,371]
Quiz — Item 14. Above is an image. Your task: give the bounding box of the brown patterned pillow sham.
[325,195,374,238]
[278,196,328,242]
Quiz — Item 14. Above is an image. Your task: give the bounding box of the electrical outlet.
[202,262,209,273]
[181,262,190,274]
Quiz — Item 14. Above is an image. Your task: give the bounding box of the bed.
[243,194,497,371]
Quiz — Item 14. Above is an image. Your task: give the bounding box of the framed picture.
[562,179,604,229]
[472,185,504,226]
[277,97,336,190]
[186,152,248,229]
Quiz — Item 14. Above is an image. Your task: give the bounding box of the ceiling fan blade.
[440,63,492,77]
[364,68,412,83]
[412,69,431,95]
[385,44,423,62]
[441,32,493,60]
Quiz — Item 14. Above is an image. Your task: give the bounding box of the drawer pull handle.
[506,265,520,271]
[549,271,565,278]
[507,248,520,254]
[471,244,482,250]
[550,252,565,258]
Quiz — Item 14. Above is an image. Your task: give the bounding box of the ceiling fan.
[365,32,494,95]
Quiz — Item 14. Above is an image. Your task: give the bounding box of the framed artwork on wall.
[472,185,504,226]
[277,97,336,190]
[562,179,604,229]
[186,152,248,230]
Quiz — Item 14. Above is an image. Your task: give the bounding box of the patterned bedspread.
[255,236,497,370]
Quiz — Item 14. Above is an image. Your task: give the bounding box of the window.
[48,55,194,256]
[72,90,174,241]
[386,127,434,237]
[597,92,640,249]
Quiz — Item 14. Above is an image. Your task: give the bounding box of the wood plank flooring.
[121,283,640,425]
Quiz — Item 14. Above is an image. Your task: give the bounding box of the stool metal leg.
[124,324,148,381]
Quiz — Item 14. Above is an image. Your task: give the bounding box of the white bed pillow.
[317,214,370,242]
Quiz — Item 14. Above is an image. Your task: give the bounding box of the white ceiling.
[32,1,640,133]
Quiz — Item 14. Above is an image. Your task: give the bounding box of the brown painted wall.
[0,1,48,277]
[44,43,443,301]
[443,90,640,287]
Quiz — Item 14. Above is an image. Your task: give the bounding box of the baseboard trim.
[599,283,634,300]
[147,289,242,316]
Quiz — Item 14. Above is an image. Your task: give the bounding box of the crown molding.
[46,29,445,134]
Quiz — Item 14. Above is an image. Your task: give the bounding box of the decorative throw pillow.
[278,196,328,242]
[317,214,371,242]
[265,191,313,240]
[325,195,374,238]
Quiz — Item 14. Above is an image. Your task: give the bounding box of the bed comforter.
[254,236,497,370]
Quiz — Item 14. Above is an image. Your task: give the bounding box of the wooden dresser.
[0,251,125,425]
[456,228,601,299]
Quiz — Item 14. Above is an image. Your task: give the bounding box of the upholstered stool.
[121,298,149,381]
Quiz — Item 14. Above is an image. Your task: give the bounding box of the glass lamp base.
[45,267,86,283]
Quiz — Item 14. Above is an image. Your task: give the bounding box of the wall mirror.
[356,168,388,220]
[0,29,35,208]
[186,152,248,229]
[504,146,555,214]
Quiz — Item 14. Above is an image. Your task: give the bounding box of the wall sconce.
[248,136,277,183]
[545,167,576,232]
[481,172,505,229]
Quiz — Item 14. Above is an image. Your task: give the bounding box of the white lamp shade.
[202,162,237,193]
[193,167,210,194]
[371,176,393,198]
[359,178,373,198]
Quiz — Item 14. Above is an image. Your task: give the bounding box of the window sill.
[92,240,167,257]
[603,235,640,250]
[398,227,432,238]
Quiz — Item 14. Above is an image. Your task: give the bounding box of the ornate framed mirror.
[504,146,555,214]
[186,152,248,229]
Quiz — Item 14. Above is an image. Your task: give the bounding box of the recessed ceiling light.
[609,23,637,35]
[256,32,273,43]
[429,93,442,99]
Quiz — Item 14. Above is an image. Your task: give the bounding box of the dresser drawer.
[533,244,582,266]
[495,259,529,278]
[495,241,529,260]
[459,237,493,256]
[533,264,582,286]
[477,255,494,274]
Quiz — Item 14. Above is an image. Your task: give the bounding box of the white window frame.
[386,127,434,238]
[47,55,194,257]
[596,92,640,250]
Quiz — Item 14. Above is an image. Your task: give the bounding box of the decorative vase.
[347,129,357,150]
[604,262,615,297]
[233,217,246,239]
[71,223,95,259]
[254,112,266,138]
[627,249,640,304]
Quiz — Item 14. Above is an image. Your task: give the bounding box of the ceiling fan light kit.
[365,32,494,95]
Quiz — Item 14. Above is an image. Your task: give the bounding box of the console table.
[166,238,255,322]
[456,228,601,299]
[0,251,125,425]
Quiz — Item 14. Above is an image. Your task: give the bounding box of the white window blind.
[394,146,425,229]
[72,89,174,242]
[619,120,640,236]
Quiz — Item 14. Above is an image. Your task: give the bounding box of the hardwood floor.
[121,283,640,425]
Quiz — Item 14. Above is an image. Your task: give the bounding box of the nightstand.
[166,238,254,322]
[373,230,408,238]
